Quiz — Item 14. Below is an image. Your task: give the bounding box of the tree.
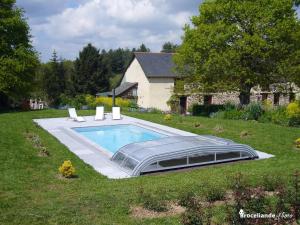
[73,43,109,95]
[136,43,150,52]
[43,51,64,105]
[161,42,179,53]
[0,0,39,108]
[174,0,300,105]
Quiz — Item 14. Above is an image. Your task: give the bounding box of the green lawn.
[0,109,299,225]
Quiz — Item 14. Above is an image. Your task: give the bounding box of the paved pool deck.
[34,114,274,179]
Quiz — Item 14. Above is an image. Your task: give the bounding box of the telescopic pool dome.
[111,135,259,176]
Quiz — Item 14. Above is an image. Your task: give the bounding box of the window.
[188,153,215,164]
[158,157,187,168]
[274,93,280,105]
[132,88,137,97]
[216,152,240,161]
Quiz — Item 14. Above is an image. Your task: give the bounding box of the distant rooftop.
[134,52,177,78]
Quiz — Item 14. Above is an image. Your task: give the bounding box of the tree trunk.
[238,85,252,105]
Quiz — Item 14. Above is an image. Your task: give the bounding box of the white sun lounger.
[112,107,121,120]
[68,108,85,122]
[95,106,105,120]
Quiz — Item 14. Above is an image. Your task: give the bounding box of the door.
[179,96,187,114]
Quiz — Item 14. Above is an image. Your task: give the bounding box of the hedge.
[192,104,224,116]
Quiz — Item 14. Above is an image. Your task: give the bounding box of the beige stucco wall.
[121,58,150,108]
[148,78,174,111]
[121,58,175,111]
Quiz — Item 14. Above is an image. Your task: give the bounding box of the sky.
[16,0,203,62]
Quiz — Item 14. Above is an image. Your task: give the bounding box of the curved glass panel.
[158,157,187,168]
[188,153,215,164]
[141,162,158,172]
[112,152,126,165]
[241,151,252,158]
[216,151,240,161]
[123,158,138,171]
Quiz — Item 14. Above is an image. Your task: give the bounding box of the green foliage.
[59,94,86,109]
[164,114,172,120]
[0,0,39,107]
[175,0,300,105]
[136,43,150,52]
[241,102,263,120]
[192,104,224,116]
[262,175,284,192]
[167,95,180,113]
[178,191,197,208]
[204,186,226,202]
[295,138,300,148]
[161,42,179,53]
[139,190,168,212]
[181,209,204,225]
[73,44,110,95]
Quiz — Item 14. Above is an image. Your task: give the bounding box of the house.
[110,52,177,111]
[108,52,300,113]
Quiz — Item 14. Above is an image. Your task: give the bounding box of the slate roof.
[96,82,137,97]
[113,82,137,96]
[134,52,177,78]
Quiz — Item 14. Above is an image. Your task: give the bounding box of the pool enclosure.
[111,135,259,176]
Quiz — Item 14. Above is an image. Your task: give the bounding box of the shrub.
[181,209,204,225]
[271,106,289,126]
[192,104,224,117]
[141,192,168,212]
[295,138,300,148]
[148,108,163,114]
[223,109,243,120]
[59,160,75,178]
[286,102,300,118]
[85,94,96,109]
[223,101,236,111]
[242,102,263,120]
[262,99,273,111]
[262,175,283,191]
[178,191,197,208]
[164,114,172,120]
[205,186,226,202]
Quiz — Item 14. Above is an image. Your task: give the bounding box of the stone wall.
[187,91,296,109]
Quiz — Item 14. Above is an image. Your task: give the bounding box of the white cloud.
[18,0,203,61]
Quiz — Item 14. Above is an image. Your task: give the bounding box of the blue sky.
[16,0,203,62]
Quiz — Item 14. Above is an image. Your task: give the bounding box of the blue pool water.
[73,124,167,153]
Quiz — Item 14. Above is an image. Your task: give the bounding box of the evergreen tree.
[43,51,63,105]
[73,43,110,95]
[161,42,178,53]
[0,0,39,108]
[136,43,150,52]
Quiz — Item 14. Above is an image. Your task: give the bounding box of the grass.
[0,109,300,224]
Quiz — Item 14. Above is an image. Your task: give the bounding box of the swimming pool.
[73,124,167,153]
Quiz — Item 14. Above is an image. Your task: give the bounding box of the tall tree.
[161,42,179,53]
[175,0,300,105]
[43,51,63,105]
[0,0,39,108]
[73,43,109,95]
[136,43,150,52]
